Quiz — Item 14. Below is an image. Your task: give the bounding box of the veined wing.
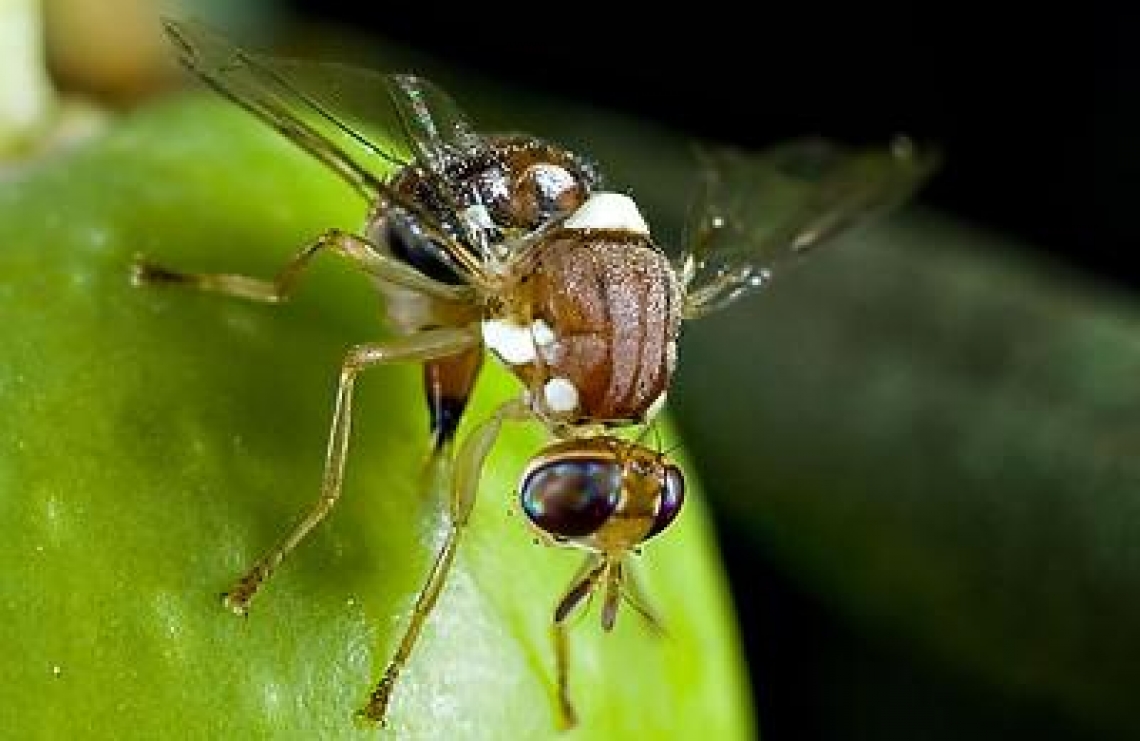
[678,137,938,318]
[164,19,481,202]
[385,74,483,173]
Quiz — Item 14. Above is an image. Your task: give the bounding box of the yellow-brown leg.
[621,563,666,637]
[223,327,480,614]
[600,560,624,632]
[131,228,469,302]
[358,397,530,726]
[551,555,608,730]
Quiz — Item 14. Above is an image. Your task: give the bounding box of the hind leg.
[223,326,481,614]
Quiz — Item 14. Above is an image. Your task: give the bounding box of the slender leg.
[600,560,623,632]
[621,564,666,637]
[358,398,530,726]
[222,326,480,615]
[552,555,608,730]
[131,228,470,303]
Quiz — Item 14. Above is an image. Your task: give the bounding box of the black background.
[285,5,1126,739]
[286,5,1125,292]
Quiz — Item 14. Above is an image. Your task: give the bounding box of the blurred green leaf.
[673,212,1140,737]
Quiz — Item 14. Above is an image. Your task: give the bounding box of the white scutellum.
[563,192,650,235]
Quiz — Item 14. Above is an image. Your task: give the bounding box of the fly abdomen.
[424,346,484,449]
[485,228,682,424]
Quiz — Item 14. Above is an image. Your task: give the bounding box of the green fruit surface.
[0,96,752,740]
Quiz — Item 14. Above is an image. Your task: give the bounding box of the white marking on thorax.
[532,164,577,196]
[563,192,650,235]
[482,318,557,365]
[645,391,668,420]
[543,377,580,414]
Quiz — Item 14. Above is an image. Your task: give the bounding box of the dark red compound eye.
[520,458,621,538]
[644,465,685,539]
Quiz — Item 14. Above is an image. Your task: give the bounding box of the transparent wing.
[385,74,483,173]
[678,137,938,318]
[165,19,481,200]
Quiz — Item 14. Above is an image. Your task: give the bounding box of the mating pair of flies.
[134,19,935,729]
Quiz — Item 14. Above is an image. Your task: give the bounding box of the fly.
[133,18,937,729]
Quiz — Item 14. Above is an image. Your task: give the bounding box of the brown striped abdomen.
[525,232,681,423]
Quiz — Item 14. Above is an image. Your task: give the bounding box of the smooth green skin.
[0,97,752,739]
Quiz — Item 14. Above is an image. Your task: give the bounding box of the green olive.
[0,95,752,739]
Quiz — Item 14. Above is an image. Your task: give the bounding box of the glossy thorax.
[370,133,598,286]
[367,133,682,434]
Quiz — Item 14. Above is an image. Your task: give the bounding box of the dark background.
[286,5,1125,739]
[285,5,1124,292]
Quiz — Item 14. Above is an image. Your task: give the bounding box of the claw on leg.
[356,398,528,727]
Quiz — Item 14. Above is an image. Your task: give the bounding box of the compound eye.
[520,458,621,538]
[513,163,586,227]
[644,464,685,540]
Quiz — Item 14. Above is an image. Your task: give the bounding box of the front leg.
[551,555,608,730]
[223,326,481,614]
